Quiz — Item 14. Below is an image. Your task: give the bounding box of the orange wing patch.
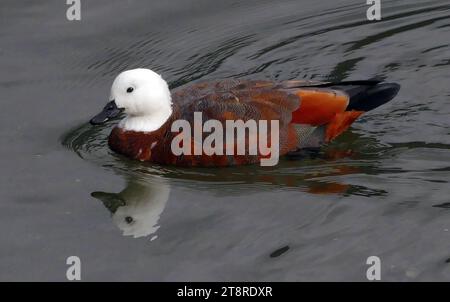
[291,89,349,125]
[325,111,364,142]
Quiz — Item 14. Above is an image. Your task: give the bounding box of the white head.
[90,68,172,132]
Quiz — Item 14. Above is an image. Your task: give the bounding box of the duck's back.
[166,80,302,166]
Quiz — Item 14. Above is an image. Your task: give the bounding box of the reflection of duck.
[91,177,170,238]
[90,68,400,166]
[83,134,386,240]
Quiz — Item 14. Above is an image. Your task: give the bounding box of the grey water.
[1,0,450,281]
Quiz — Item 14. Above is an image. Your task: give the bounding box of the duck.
[90,68,400,166]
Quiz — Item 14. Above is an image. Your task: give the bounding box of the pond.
[1,0,449,281]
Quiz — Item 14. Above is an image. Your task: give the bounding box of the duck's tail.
[288,80,400,148]
[327,80,401,112]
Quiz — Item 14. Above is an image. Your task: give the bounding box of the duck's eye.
[125,216,134,224]
[126,87,134,93]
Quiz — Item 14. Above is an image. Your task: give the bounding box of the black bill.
[90,100,124,125]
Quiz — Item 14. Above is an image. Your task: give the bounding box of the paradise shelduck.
[90,68,400,166]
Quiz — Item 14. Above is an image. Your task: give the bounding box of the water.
[1,0,450,281]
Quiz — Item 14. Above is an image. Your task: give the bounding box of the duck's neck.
[119,107,173,133]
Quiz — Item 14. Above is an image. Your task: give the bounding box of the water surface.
[1,0,450,281]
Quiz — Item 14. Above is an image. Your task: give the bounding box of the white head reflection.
[92,176,170,239]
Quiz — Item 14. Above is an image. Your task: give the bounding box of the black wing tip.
[347,81,401,111]
[379,82,401,94]
[369,82,401,102]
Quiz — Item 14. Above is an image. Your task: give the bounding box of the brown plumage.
[98,74,400,167]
